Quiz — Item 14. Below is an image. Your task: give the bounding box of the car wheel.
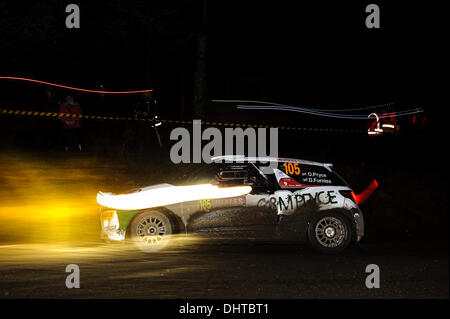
[307,211,352,253]
[129,210,173,252]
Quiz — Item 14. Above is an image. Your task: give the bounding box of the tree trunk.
[193,0,207,119]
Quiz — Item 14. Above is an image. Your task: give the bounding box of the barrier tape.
[0,108,399,134]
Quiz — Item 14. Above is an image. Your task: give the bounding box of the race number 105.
[283,162,300,175]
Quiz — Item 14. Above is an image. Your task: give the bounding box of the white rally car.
[97,156,367,253]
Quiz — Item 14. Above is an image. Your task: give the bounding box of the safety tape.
[0,108,399,134]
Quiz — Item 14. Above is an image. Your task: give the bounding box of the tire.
[129,210,173,252]
[307,211,352,253]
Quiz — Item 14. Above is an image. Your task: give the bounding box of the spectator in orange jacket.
[60,95,83,151]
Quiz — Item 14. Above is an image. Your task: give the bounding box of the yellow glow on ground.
[0,152,136,244]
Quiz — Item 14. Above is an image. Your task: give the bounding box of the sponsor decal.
[200,196,246,211]
[301,171,332,184]
[257,190,339,210]
[275,168,329,188]
[278,177,304,188]
[213,196,245,207]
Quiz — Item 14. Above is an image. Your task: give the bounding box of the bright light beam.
[236,104,424,120]
[97,184,252,210]
[213,99,394,112]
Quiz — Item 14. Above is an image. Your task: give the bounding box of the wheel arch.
[307,207,357,242]
[125,206,185,238]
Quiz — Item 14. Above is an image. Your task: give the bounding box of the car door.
[187,163,279,241]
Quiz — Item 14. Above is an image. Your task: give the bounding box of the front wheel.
[129,210,173,252]
[307,211,352,253]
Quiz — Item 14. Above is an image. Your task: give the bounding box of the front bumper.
[100,209,125,241]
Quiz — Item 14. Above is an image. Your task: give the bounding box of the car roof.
[211,155,332,168]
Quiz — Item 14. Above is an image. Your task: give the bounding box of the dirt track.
[0,240,448,298]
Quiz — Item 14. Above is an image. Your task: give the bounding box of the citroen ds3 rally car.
[97,156,365,253]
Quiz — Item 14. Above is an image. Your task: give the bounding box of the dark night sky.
[0,0,441,122]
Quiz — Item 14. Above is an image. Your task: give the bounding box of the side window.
[248,165,274,194]
[216,163,273,194]
[277,163,346,186]
[216,164,249,186]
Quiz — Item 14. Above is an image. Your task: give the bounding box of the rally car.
[97,156,368,253]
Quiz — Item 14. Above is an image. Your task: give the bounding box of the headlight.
[101,210,118,230]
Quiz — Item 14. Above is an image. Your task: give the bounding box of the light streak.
[351,179,378,205]
[97,184,252,210]
[213,99,394,112]
[0,76,153,94]
[236,104,424,120]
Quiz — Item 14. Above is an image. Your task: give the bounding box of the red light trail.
[0,76,153,94]
[351,179,379,205]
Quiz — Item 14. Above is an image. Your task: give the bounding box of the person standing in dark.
[42,89,60,149]
[133,92,160,153]
[59,94,83,151]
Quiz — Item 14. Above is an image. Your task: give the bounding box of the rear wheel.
[307,211,352,253]
[129,210,173,252]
